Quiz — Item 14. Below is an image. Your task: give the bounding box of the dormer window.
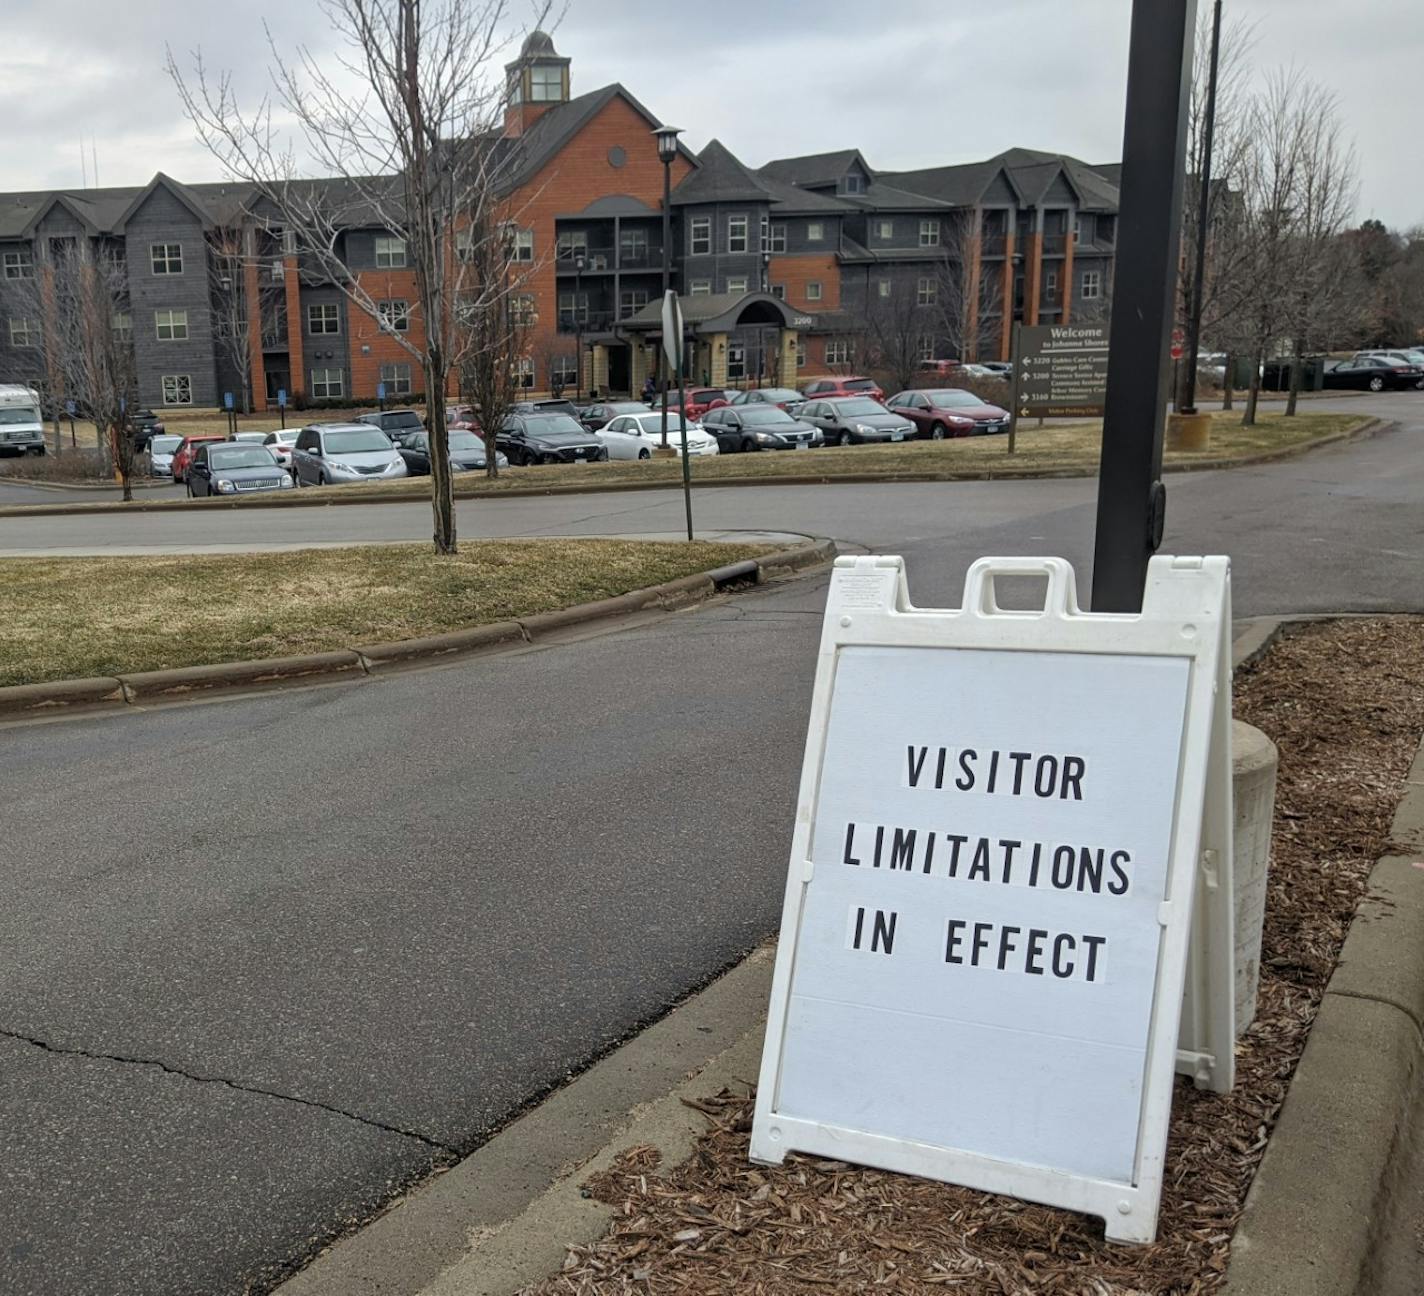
[529,63,563,102]
[843,174,865,195]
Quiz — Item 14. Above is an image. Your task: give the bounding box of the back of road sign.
[751,554,1233,1244]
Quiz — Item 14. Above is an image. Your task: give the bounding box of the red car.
[885,388,1011,439]
[657,387,732,420]
[800,374,885,402]
[171,433,227,483]
[444,405,483,431]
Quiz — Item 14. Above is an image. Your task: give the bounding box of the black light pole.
[1091,0,1196,613]
[653,124,683,451]
[573,251,587,400]
[1181,0,1223,417]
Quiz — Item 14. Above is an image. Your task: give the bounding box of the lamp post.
[653,124,683,450]
[1180,0,1223,416]
[573,251,587,400]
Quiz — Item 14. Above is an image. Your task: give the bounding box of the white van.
[0,385,45,455]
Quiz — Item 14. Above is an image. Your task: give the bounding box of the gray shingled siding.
[0,239,42,386]
[679,201,770,295]
[123,187,218,409]
[777,215,841,257]
[298,285,351,399]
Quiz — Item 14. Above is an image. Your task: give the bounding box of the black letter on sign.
[850,907,898,956]
[907,746,928,788]
[843,823,860,867]
[889,827,917,871]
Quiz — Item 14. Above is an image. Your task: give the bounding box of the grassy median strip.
[0,539,769,688]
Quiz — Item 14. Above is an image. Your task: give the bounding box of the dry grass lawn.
[0,539,769,687]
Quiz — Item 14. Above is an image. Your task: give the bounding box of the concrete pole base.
[651,446,677,460]
[1167,412,1213,451]
[1232,719,1279,1035]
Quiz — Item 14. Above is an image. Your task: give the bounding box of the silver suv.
[291,422,409,486]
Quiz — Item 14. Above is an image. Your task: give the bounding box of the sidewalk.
[277,616,1424,1296]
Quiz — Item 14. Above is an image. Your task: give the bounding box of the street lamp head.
[653,125,683,164]
[574,252,587,273]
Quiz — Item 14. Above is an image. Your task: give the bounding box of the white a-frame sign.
[751,555,1234,1244]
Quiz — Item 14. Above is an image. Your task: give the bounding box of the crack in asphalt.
[0,1025,460,1157]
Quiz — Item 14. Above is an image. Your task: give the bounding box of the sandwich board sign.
[751,554,1234,1243]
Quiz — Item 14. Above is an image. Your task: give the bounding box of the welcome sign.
[751,555,1232,1243]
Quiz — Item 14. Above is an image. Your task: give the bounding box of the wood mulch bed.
[524,617,1424,1295]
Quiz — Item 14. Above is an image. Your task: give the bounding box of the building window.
[727,215,748,254]
[878,279,892,299]
[2,249,34,280]
[806,221,824,242]
[690,216,711,256]
[511,293,537,326]
[760,213,769,248]
[619,288,649,315]
[796,339,806,367]
[919,220,940,247]
[377,299,410,333]
[1044,269,1059,297]
[1073,217,1083,243]
[726,343,746,380]
[155,308,189,341]
[917,335,936,363]
[877,219,894,240]
[308,303,340,335]
[529,63,563,102]
[150,243,183,275]
[1098,216,1116,245]
[514,356,534,389]
[8,318,37,347]
[916,277,937,306]
[825,338,852,365]
[509,227,534,261]
[771,283,785,300]
[556,229,588,260]
[768,224,787,254]
[1081,270,1102,300]
[111,312,132,343]
[619,228,648,263]
[843,174,865,195]
[310,367,345,399]
[726,275,748,295]
[689,279,712,296]
[557,292,588,326]
[375,236,407,268]
[806,281,823,302]
[379,362,412,395]
[552,354,579,389]
[161,374,193,405]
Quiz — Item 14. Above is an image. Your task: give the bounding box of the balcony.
[554,244,666,274]
[981,234,1008,257]
[557,310,615,334]
[1041,234,1068,256]
[261,324,289,350]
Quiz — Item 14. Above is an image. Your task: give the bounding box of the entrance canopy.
[621,290,813,338]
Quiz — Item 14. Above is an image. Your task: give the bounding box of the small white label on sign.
[835,570,897,610]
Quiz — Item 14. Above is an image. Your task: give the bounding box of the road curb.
[1223,733,1424,1296]
[0,539,836,718]
[0,418,1382,519]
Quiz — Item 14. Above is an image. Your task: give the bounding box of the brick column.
[964,209,982,362]
[283,256,304,401]
[999,233,1015,362]
[1061,226,1075,324]
[709,332,728,387]
[1024,212,1044,327]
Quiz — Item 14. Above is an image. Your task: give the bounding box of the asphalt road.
[2,394,1422,1294]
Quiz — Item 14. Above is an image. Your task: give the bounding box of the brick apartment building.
[0,31,1120,412]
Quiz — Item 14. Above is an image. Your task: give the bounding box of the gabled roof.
[877,161,1023,208]
[843,180,955,212]
[20,192,101,238]
[670,139,776,206]
[114,172,216,232]
[758,148,872,189]
[759,175,853,216]
[1006,159,1083,208]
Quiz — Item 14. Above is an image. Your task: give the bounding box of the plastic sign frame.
[750,554,1233,1244]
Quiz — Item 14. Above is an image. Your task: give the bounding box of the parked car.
[397,428,508,474]
[729,387,807,415]
[594,411,719,459]
[978,361,1013,376]
[261,429,299,471]
[496,411,608,465]
[800,397,917,446]
[917,358,962,376]
[1322,356,1421,392]
[655,387,734,419]
[185,443,294,497]
[799,375,885,403]
[509,398,582,419]
[146,433,185,477]
[1354,350,1424,386]
[357,409,427,440]
[886,388,1011,437]
[291,422,410,486]
[577,400,649,433]
[444,405,482,431]
[701,405,822,452]
[130,409,165,452]
[170,433,228,483]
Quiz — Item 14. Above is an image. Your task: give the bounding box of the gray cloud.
[5,0,1419,228]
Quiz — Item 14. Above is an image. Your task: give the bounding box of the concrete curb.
[0,539,836,719]
[1223,734,1424,1296]
[0,418,1383,519]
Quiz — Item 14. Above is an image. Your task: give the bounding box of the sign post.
[64,399,76,452]
[377,381,387,413]
[660,289,693,541]
[277,388,287,430]
[751,552,1234,1244]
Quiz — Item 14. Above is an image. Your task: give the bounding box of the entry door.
[607,346,630,396]
[265,369,290,401]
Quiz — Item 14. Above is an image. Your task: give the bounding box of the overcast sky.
[7,0,1419,228]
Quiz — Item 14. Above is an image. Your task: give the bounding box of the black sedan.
[131,409,165,452]
[396,428,508,474]
[701,405,823,453]
[1323,357,1421,392]
[185,443,294,497]
[496,412,609,465]
[800,397,916,446]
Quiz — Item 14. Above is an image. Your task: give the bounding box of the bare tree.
[27,241,140,498]
[207,226,258,414]
[169,0,546,554]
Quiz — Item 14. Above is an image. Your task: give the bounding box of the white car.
[594,411,720,460]
[147,433,184,477]
[290,422,409,486]
[261,428,299,471]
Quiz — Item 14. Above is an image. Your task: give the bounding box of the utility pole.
[1180,0,1224,417]
[1091,0,1197,613]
